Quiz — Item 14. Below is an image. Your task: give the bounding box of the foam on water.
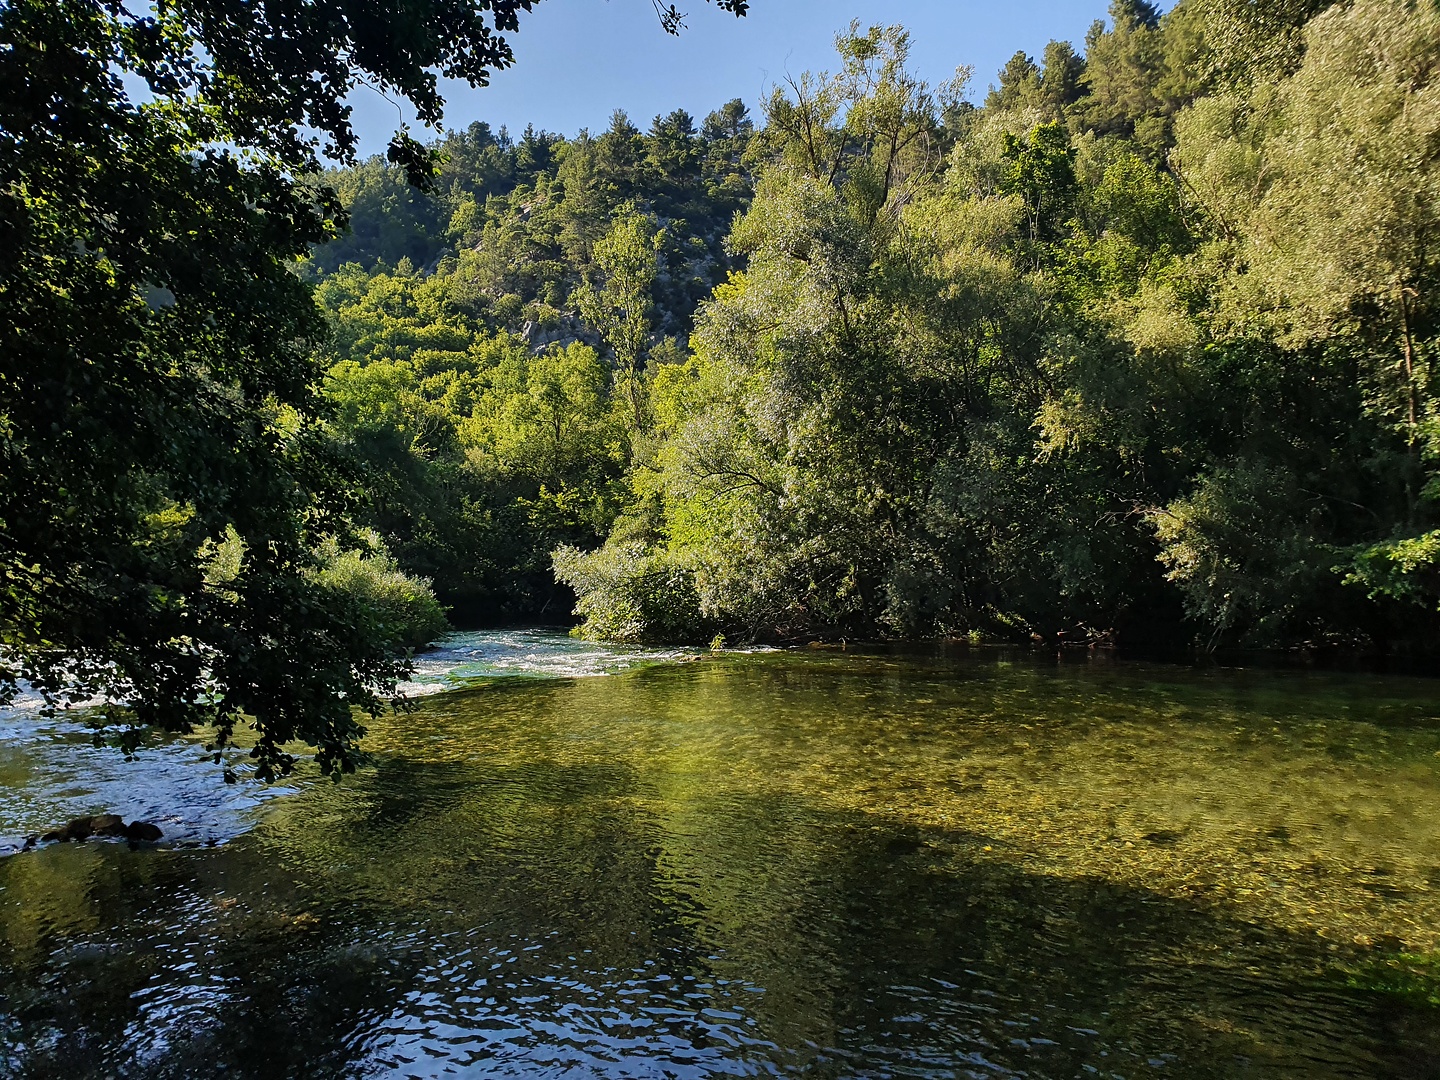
[406,628,701,692]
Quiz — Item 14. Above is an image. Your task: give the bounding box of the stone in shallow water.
[40,815,99,842]
[26,814,163,847]
[124,820,164,844]
[90,814,126,837]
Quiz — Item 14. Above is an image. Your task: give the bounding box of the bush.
[314,531,449,650]
[553,541,712,643]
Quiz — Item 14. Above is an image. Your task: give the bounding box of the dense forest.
[310,0,1440,653]
[5,0,1439,776]
[307,102,756,623]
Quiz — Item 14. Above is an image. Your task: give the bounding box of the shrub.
[314,531,449,650]
[553,542,711,643]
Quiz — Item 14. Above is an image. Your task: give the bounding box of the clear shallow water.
[0,713,295,856]
[2,634,1440,1077]
[0,630,687,852]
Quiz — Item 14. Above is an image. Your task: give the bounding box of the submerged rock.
[40,816,99,843]
[124,820,163,844]
[90,814,126,837]
[25,815,164,848]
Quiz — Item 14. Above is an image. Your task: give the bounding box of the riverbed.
[2,632,1438,1077]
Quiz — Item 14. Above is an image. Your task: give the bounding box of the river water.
[2,631,1439,1078]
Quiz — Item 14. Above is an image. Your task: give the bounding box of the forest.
[308,0,1440,653]
[4,0,1439,776]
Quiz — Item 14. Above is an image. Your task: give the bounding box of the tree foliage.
[292,0,1440,655]
[572,207,664,427]
[548,5,1440,652]
[0,0,751,775]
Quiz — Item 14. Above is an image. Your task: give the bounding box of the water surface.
[2,634,1439,1077]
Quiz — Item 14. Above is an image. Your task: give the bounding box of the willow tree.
[557,27,1068,642]
[1173,0,1440,612]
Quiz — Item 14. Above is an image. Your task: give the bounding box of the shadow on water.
[2,649,1440,1078]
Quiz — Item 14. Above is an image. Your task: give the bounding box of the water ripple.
[0,712,290,852]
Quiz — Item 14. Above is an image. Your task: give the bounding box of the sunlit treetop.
[13,0,752,185]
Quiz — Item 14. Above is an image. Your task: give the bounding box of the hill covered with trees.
[313,0,1440,654]
[307,100,757,621]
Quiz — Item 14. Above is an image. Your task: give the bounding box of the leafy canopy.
[0,0,750,777]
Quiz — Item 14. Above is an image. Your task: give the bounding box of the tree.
[1000,122,1079,262]
[648,109,701,177]
[1173,0,1440,614]
[572,207,664,428]
[986,51,1042,112]
[1039,41,1087,117]
[703,99,754,142]
[0,0,752,778]
[1199,0,1338,84]
[309,158,451,275]
[1183,0,1439,427]
[1079,0,1166,137]
[557,28,1057,643]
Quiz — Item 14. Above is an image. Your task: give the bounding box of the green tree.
[1174,0,1440,617]
[1079,0,1166,138]
[309,159,450,276]
[1039,41,1088,117]
[572,207,664,428]
[1200,0,1337,83]
[1000,121,1079,261]
[0,0,752,776]
[558,28,1059,643]
[986,51,1042,112]
[703,99,754,141]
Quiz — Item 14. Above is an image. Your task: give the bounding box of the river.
[1,631,1438,1077]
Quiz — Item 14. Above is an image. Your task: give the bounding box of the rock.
[43,816,97,842]
[41,814,125,842]
[28,815,164,847]
[124,821,164,844]
[89,814,126,837]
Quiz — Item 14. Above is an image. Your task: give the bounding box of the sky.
[346,0,1111,156]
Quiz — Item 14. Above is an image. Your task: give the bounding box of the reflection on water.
[2,637,1440,1077]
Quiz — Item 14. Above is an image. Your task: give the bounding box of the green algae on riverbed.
[2,643,1440,1078]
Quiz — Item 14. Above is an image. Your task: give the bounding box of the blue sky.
[346,0,1112,156]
